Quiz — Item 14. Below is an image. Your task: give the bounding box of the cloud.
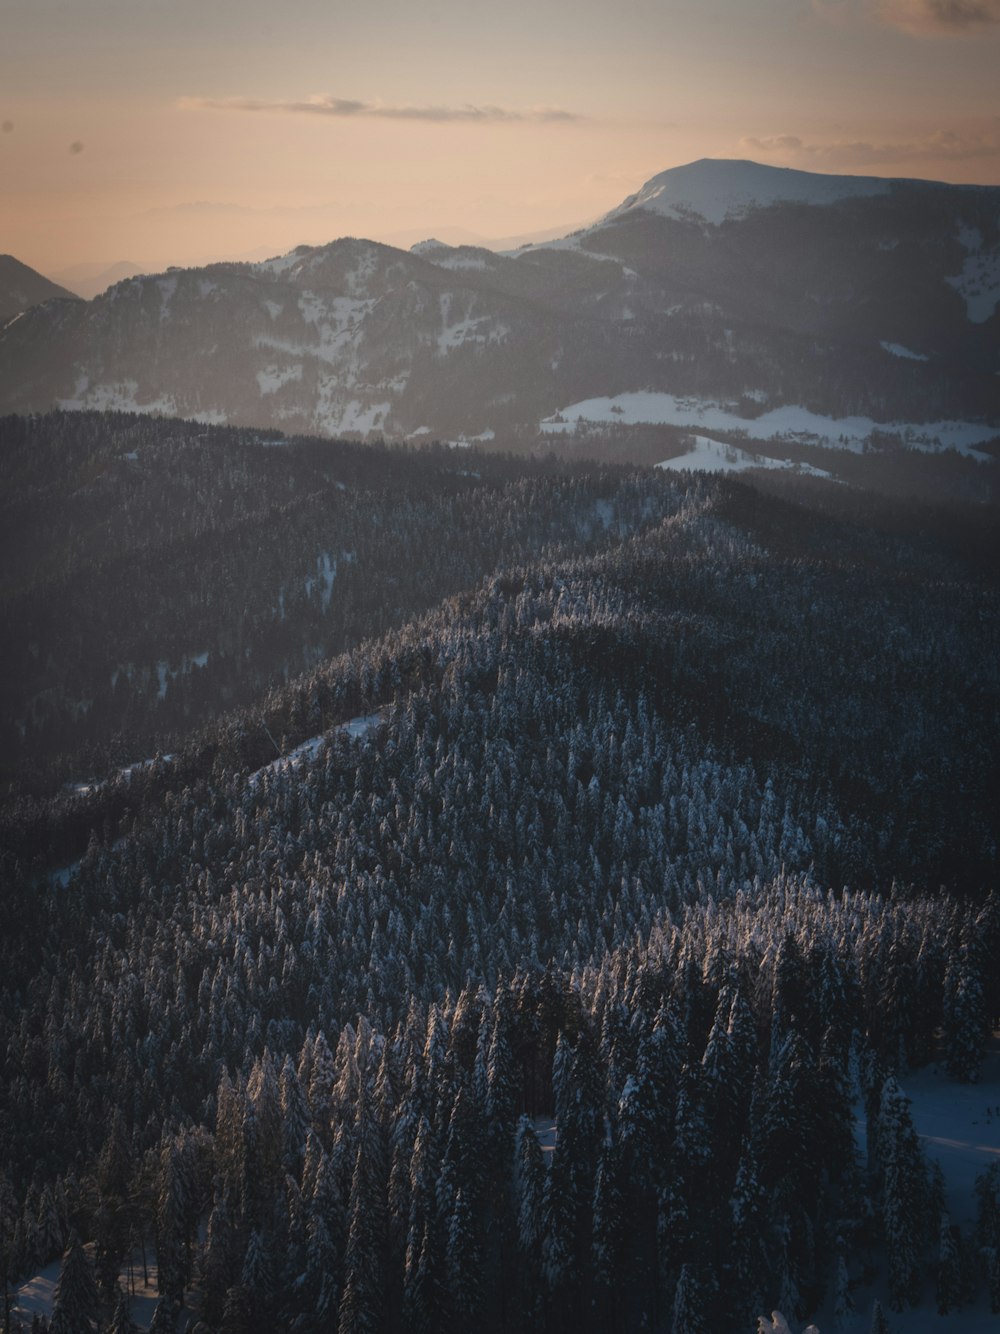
[178,94,581,124]
[740,126,1000,165]
[140,200,357,219]
[812,0,1000,34]
[2,121,13,133]
[69,140,84,154]
[876,0,1000,33]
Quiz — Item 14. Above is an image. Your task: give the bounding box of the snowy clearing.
[880,341,929,361]
[14,1246,164,1331]
[828,1042,1000,1333]
[656,435,834,478]
[540,392,998,457]
[256,362,303,395]
[248,712,384,786]
[946,245,1000,324]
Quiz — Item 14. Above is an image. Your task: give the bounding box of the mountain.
[598,157,893,226]
[1,161,997,470]
[53,259,149,300]
[0,254,80,324]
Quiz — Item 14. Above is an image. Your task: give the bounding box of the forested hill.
[1,409,999,1332]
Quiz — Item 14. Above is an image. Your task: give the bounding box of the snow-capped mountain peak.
[604,157,891,226]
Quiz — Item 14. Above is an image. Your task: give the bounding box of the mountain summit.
[603,157,896,226]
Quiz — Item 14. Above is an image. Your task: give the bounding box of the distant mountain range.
[0,254,79,325]
[1,160,998,461]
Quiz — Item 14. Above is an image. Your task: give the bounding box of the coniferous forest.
[1,410,999,1333]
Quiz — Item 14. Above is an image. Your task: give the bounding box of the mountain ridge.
[0,253,80,325]
[1,160,997,465]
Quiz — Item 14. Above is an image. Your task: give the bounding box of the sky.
[1,0,999,277]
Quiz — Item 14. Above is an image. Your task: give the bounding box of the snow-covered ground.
[880,341,929,361]
[656,435,834,478]
[947,227,1000,324]
[13,1246,163,1331]
[540,392,998,458]
[903,1043,1000,1229]
[818,1040,1000,1334]
[248,711,384,786]
[599,158,890,228]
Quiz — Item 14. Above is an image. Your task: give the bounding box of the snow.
[602,158,890,227]
[956,223,983,253]
[946,245,1000,324]
[880,340,929,361]
[430,253,491,271]
[437,293,487,353]
[902,1045,1000,1228]
[303,551,337,611]
[248,712,384,786]
[14,1245,164,1331]
[410,238,449,255]
[656,434,834,478]
[262,298,284,319]
[314,398,390,436]
[540,392,998,457]
[532,1116,558,1156]
[256,363,303,395]
[254,250,303,277]
[57,380,178,417]
[594,498,615,528]
[825,1041,1000,1333]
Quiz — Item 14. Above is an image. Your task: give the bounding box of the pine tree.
[671,1263,707,1334]
[445,1188,481,1332]
[876,1076,931,1310]
[336,1089,386,1334]
[935,1211,963,1313]
[50,1231,99,1334]
[108,1287,139,1334]
[832,1249,853,1329]
[869,1297,891,1333]
[942,929,988,1082]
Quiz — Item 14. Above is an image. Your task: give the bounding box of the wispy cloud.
[141,200,348,219]
[179,95,581,124]
[813,0,1000,35]
[741,126,1000,165]
[877,0,1000,33]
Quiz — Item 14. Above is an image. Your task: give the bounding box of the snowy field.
[540,393,998,458]
[656,435,834,478]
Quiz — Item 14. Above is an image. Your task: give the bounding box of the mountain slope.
[0,254,80,324]
[598,156,893,225]
[0,163,997,459]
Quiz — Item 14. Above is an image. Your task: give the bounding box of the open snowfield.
[656,435,834,478]
[540,393,998,458]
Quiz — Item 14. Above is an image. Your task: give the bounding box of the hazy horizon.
[3,0,999,276]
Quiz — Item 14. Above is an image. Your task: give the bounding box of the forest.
[1,410,999,1333]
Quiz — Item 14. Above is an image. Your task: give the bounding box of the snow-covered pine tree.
[49,1231,99,1334]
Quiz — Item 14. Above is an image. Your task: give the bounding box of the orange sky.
[2,0,999,276]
